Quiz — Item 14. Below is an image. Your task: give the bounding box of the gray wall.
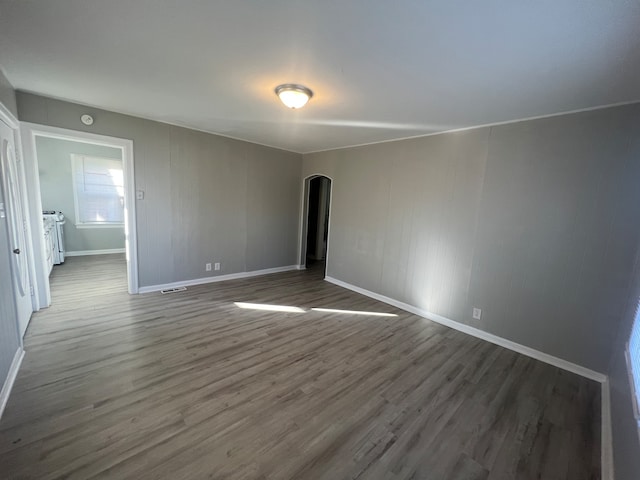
[0,69,17,118]
[36,136,124,253]
[18,92,302,287]
[304,103,640,374]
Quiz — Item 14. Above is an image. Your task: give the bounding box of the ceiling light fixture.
[275,84,313,109]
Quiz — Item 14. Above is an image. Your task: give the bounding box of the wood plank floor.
[0,255,601,479]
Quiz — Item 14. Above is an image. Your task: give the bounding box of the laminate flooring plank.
[0,255,601,479]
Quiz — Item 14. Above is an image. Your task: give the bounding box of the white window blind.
[71,155,124,226]
[627,299,640,426]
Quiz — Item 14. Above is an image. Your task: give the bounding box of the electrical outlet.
[472,307,482,320]
[214,262,220,271]
[205,263,212,271]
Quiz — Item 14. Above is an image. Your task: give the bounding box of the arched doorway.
[300,175,332,274]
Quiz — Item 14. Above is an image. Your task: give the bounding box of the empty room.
[0,2,639,479]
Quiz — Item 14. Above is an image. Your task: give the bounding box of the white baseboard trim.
[601,379,614,480]
[66,248,125,257]
[296,264,306,270]
[139,265,300,294]
[325,276,607,383]
[0,348,25,420]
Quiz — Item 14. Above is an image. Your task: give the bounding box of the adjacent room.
[37,135,128,291]
[0,2,639,479]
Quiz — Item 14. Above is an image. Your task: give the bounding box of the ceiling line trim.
[300,99,640,155]
[16,89,640,156]
[15,89,304,155]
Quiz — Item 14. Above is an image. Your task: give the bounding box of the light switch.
[136,190,145,200]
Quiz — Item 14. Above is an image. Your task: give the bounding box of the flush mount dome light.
[275,84,313,109]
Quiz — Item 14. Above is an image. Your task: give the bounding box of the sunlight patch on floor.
[234,302,306,313]
[234,302,397,317]
[311,307,397,317]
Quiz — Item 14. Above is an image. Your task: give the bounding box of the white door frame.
[0,102,34,343]
[20,122,138,308]
[297,174,333,273]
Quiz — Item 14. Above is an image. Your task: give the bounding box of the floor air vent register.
[160,287,187,294]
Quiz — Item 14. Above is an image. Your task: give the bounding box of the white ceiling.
[1,1,639,153]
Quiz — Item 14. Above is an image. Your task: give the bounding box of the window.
[626,300,640,434]
[71,154,124,227]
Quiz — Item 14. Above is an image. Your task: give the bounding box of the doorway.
[20,123,138,312]
[300,175,332,274]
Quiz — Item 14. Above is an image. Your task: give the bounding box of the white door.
[0,119,32,337]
